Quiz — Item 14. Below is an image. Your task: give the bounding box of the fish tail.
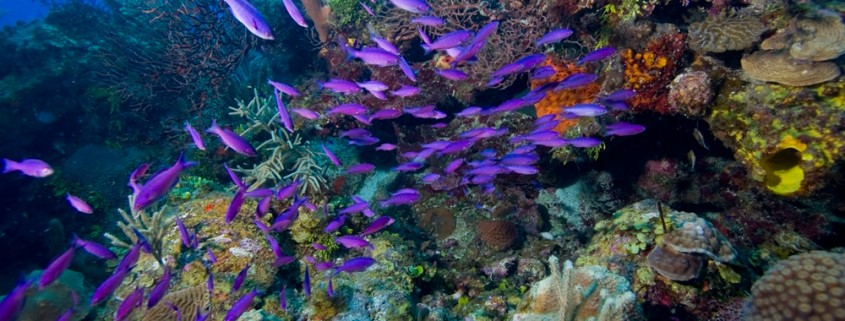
[178,152,199,169]
[2,159,17,173]
[206,119,219,133]
[421,44,432,55]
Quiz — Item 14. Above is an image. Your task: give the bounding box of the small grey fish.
[693,128,709,150]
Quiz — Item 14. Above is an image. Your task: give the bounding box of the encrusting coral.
[743,251,845,321]
[514,256,643,321]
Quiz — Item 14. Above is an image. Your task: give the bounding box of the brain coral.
[477,219,519,251]
[744,251,845,321]
[688,13,766,53]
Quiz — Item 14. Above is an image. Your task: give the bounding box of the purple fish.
[184,121,206,151]
[388,0,431,13]
[566,137,603,148]
[327,277,334,297]
[281,0,308,27]
[563,103,607,117]
[319,78,361,94]
[444,158,463,173]
[335,235,372,249]
[417,26,432,44]
[207,273,214,294]
[604,122,645,136]
[207,248,218,264]
[356,80,389,92]
[275,180,300,200]
[224,164,246,191]
[369,33,400,56]
[2,158,53,177]
[534,28,573,46]
[232,264,250,293]
[390,85,420,98]
[222,0,274,40]
[327,103,368,116]
[467,165,507,176]
[399,57,417,82]
[313,242,328,250]
[371,108,403,120]
[505,165,539,175]
[274,89,294,133]
[207,119,257,156]
[421,173,440,183]
[303,267,311,297]
[128,163,150,195]
[324,214,346,233]
[439,140,474,155]
[348,47,400,66]
[132,153,197,211]
[176,218,191,248]
[411,15,443,27]
[533,138,569,147]
[334,257,376,275]
[455,106,482,117]
[490,62,525,78]
[39,247,75,289]
[315,261,335,271]
[340,128,371,139]
[360,1,374,15]
[65,193,93,214]
[291,108,320,120]
[601,89,636,102]
[555,73,598,90]
[500,153,538,166]
[116,243,142,273]
[380,191,420,207]
[351,114,372,125]
[147,267,171,308]
[376,143,397,151]
[422,30,472,53]
[55,308,73,321]
[279,286,287,311]
[268,79,300,97]
[322,144,342,167]
[73,235,116,260]
[531,65,556,80]
[451,21,498,66]
[359,216,395,236]
[395,162,424,172]
[114,286,143,321]
[91,267,131,305]
[225,190,246,224]
[256,196,272,217]
[578,46,616,65]
[224,289,258,321]
[512,145,536,154]
[0,279,31,321]
[436,68,468,80]
[244,188,274,198]
[349,136,380,146]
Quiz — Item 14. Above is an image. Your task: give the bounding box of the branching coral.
[104,195,173,264]
[229,89,328,195]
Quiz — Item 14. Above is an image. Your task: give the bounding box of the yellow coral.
[761,136,807,195]
[621,48,669,90]
[530,57,600,134]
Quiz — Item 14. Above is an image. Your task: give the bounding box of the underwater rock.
[514,256,643,321]
[18,269,91,321]
[688,13,766,54]
[741,50,840,87]
[707,75,845,196]
[667,70,713,117]
[744,251,845,321]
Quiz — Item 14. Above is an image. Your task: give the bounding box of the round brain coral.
[476,219,519,251]
[744,251,845,321]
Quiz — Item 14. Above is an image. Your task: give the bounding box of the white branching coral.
[104,194,173,264]
[228,89,327,195]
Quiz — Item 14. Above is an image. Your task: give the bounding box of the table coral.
[529,56,600,134]
[741,50,841,87]
[707,75,845,195]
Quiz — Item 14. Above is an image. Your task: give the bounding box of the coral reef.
[622,30,685,114]
[303,0,332,43]
[761,9,845,61]
[740,50,841,87]
[18,270,91,321]
[529,57,600,134]
[647,214,736,281]
[514,256,643,321]
[477,219,519,251]
[687,12,766,53]
[744,251,845,321]
[707,75,845,195]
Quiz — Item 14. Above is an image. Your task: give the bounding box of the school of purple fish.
[0,0,646,319]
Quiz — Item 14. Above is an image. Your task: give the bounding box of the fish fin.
[2,159,17,173]
[206,119,219,133]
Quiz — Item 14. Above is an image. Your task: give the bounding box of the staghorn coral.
[104,194,173,264]
[142,285,211,321]
[744,251,845,321]
[514,256,643,321]
[529,56,600,134]
[741,50,841,87]
[688,12,766,53]
[228,89,328,195]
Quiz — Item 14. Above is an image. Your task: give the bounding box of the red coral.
[623,32,686,114]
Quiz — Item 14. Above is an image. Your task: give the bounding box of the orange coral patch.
[530,56,600,134]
